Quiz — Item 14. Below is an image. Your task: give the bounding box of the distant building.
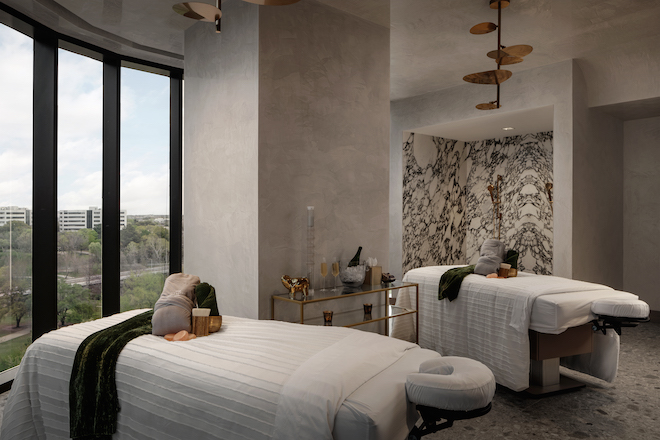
[59,207,128,232]
[0,206,32,227]
[2,206,128,231]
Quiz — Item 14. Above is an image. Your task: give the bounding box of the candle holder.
[323,310,333,326]
[363,303,372,321]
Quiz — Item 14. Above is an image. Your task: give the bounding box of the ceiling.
[2,0,660,138]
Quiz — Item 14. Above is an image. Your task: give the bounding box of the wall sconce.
[173,1,222,33]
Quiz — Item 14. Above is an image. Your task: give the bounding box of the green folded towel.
[70,310,154,440]
[505,249,519,269]
[438,265,475,301]
[195,283,219,316]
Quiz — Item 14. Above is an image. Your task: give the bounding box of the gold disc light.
[173,1,222,33]
[465,0,533,110]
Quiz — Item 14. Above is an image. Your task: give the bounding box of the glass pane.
[120,67,170,311]
[0,23,33,372]
[57,48,103,326]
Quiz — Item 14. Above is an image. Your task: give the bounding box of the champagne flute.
[320,258,328,291]
[331,260,340,292]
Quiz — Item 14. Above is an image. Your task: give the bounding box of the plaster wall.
[571,64,624,289]
[258,1,390,319]
[183,1,260,319]
[391,60,574,280]
[623,116,660,311]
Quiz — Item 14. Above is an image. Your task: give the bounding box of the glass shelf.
[272,281,418,342]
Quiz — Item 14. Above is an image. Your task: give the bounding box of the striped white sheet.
[1,310,417,440]
[392,266,622,391]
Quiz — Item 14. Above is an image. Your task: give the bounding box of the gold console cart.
[271,281,419,343]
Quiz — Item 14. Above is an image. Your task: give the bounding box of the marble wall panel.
[402,131,554,275]
[402,133,465,273]
[464,132,554,274]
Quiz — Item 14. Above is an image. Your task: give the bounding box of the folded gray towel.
[151,273,201,336]
[474,239,506,275]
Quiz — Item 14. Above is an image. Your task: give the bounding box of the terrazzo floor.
[0,318,658,439]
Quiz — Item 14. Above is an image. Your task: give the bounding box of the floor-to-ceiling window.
[0,5,183,386]
[57,48,103,326]
[0,22,33,374]
[119,67,170,311]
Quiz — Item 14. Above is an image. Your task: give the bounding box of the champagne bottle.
[348,246,362,267]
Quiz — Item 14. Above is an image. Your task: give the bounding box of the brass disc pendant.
[489,0,510,9]
[241,0,301,5]
[477,102,500,110]
[498,56,523,65]
[487,49,510,60]
[501,44,533,57]
[463,69,512,85]
[470,22,498,34]
[173,2,222,22]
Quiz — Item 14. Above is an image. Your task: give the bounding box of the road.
[62,265,169,286]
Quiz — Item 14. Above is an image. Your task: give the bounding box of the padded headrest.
[406,356,496,412]
[592,298,649,319]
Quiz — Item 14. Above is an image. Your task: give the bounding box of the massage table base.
[408,403,492,440]
[526,324,593,396]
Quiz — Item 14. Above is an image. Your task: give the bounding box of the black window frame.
[0,2,183,389]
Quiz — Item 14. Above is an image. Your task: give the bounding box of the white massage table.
[1,309,496,440]
[392,266,649,394]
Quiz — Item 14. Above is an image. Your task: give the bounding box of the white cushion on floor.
[591,298,649,319]
[406,356,496,412]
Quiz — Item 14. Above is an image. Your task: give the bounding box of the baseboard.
[650,310,660,322]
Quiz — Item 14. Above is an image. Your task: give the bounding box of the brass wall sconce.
[464,0,533,110]
[545,182,553,213]
[487,175,503,240]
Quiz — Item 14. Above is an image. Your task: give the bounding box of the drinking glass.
[331,260,340,292]
[320,258,328,291]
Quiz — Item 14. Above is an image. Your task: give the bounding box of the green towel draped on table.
[69,310,154,440]
[438,265,475,301]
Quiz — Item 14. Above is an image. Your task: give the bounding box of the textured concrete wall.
[183,1,260,319]
[571,63,624,289]
[623,116,660,310]
[258,1,390,319]
[391,60,574,280]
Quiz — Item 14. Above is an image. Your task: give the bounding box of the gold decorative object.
[488,175,503,240]
[281,275,310,300]
[209,315,223,332]
[465,0,533,110]
[323,310,333,326]
[173,1,222,33]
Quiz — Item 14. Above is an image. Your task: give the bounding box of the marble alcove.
[402,130,554,275]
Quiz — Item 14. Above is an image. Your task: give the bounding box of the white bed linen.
[1,309,428,440]
[392,266,630,391]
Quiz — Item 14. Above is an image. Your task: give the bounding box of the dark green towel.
[195,282,219,316]
[438,265,475,301]
[505,249,519,270]
[69,310,154,440]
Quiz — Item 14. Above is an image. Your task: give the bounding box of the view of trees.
[0,217,170,370]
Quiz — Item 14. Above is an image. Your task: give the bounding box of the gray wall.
[184,1,260,319]
[257,1,390,319]
[623,116,660,310]
[184,0,390,319]
[391,60,575,280]
[571,66,624,289]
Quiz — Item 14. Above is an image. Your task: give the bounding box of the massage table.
[1,309,496,440]
[392,266,650,395]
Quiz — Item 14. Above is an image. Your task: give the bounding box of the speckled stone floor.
[424,317,660,440]
[0,318,658,439]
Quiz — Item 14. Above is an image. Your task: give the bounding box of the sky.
[0,23,171,216]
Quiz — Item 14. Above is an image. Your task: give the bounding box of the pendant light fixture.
[173,0,301,32]
[464,0,533,110]
[173,1,222,33]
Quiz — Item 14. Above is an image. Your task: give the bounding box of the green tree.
[0,262,31,328]
[57,280,96,327]
[120,273,165,312]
